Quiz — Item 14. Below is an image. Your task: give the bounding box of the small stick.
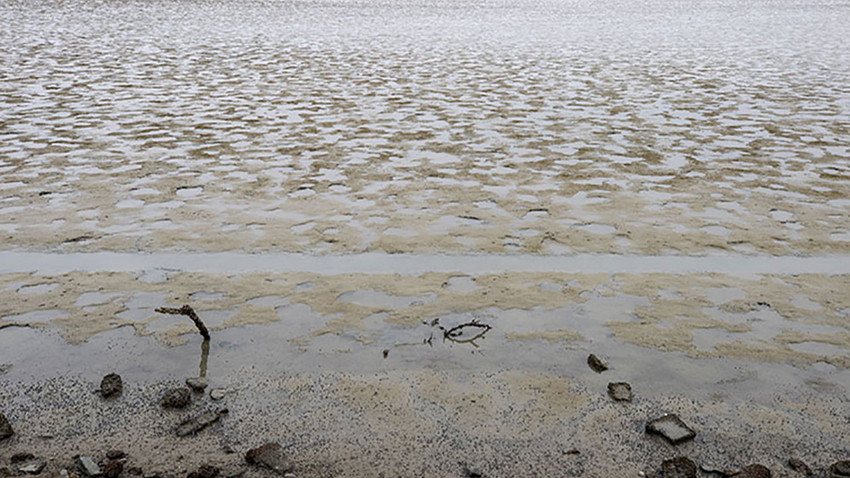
[155,304,210,340]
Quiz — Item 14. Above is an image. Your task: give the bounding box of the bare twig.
[442,319,491,346]
[155,304,210,340]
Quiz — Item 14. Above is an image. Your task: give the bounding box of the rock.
[185,377,208,392]
[106,450,126,460]
[161,388,192,409]
[0,411,13,440]
[787,458,812,475]
[176,408,228,437]
[700,464,740,476]
[104,460,124,478]
[186,465,219,478]
[607,382,632,401]
[18,460,46,475]
[210,389,227,401]
[587,353,608,373]
[11,453,36,463]
[661,457,696,478]
[78,456,103,477]
[101,373,123,398]
[128,468,143,475]
[245,443,294,475]
[645,414,696,444]
[831,461,850,477]
[740,464,771,478]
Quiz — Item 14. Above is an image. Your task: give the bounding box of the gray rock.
[661,457,696,478]
[176,408,228,437]
[78,456,103,477]
[831,461,850,477]
[101,373,123,398]
[186,377,209,392]
[210,388,227,401]
[245,443,294,475]
[161,388,192,409]
[700,464,741,476]
[0,411,13,440]
[645,414,696,444]
[18,460,47,475]
[607,382,632,401]
[787,458,812,475]
[587,354,608,373]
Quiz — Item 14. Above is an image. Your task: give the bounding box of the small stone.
[587,354,608,373]
[740,464,771,478]
[0,411,13,440]
[101,373,123,398]
[77,456,103,477]
[787,458,812,475]
[104,460,124,478]
[11,453,36,464]
[661,457,696,478]
[462,464,483,478]
[831,461,850,477]
[18,460,47,475]
[645,414,696,444]
[700,464,740,476]
[245,443,294,475]
[106,450,126,460]
[161,388,192,409]
[210,389,227,401]
[185,377,208,392]
[176,408,227,437]
[607,382,632,401]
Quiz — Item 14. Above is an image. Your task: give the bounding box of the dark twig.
[442,319,491,346]
[155,305,210,340]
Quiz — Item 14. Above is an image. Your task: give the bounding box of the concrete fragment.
[77,456,103,477]
[645,414,696,444]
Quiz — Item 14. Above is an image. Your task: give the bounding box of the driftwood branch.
[155,305,210,340]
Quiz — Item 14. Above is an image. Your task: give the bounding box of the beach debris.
[155,305,210,340]
[100,373,123,398]
[587,354,608,373]
[661,457,696,478]
[699,464,741,476]
[462,463,484,478]
[740,464,771,477]
[607,382,632,401]
[176,408,228,437]
[830,461,850,477]
[210,388,227,401]
[161,388,192,408]
[441,319,492,346]
[104,460,124,478]
[106,450,126,460]
[245,442,294,475]
[382,349,389,359]
[77,456,103,477]
[787,458,812,475]
[187,465,220,478]
[0,412,13,440]
[186,377,209,392]
[18,459,47,475]
[646,414,696,444]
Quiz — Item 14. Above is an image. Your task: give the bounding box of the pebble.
[186,377,209,392]
[645,414,696,444]
[607,382,632,401]
[11,452,36,463]
[186,465,220,478]
[740,464,771,478]
[101,373,123,398]
[104,460,124,478]
[0,411,14,440]
[77,456,103,477]
[210,388,227,401]
[106,450,126,460]
[245,442,294,475]
[587,354,608,373]
[19,459,47,475]
[161,388,192,408]
[831,461,850,477]
[787,458,812,476]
